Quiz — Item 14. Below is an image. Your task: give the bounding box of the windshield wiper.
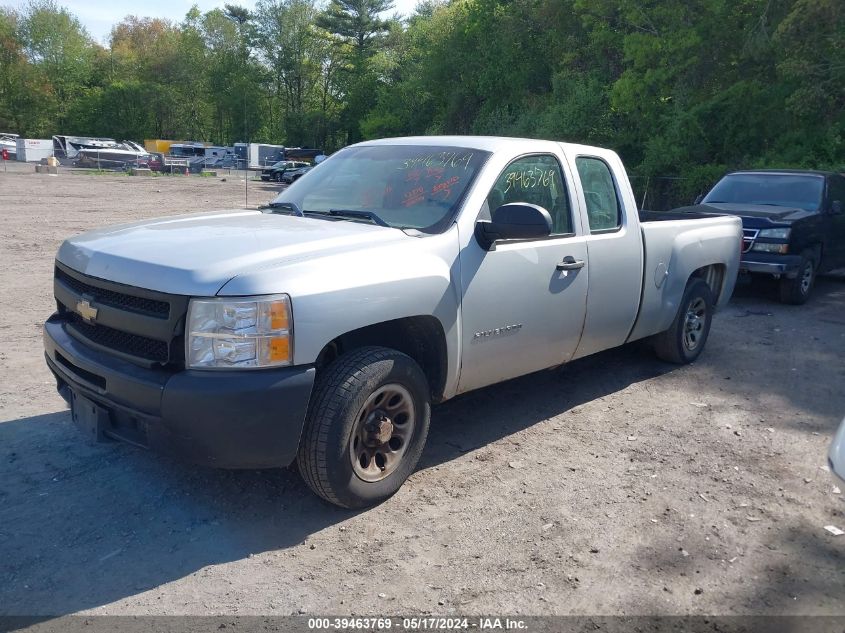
[266,201,304,217]
[328,209,390,227]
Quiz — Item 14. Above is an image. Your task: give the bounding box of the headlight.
[751,242,789,254]
[186,295,292,369]
[758,228,791,239]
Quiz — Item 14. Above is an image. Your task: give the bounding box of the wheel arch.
[313,315,449,403]
[689,263,727,305]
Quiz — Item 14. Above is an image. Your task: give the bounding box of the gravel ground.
[0,163,843,617]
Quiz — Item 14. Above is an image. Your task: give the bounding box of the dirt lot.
[1,163,844,617]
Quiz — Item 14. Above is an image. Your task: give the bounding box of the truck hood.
[678,203,812,223]
[57,210,409,295]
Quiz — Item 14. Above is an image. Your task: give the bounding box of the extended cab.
[678,170,845,304]
[44,136,742,508]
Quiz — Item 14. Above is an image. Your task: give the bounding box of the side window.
[575,157,622,232]
[486,155,572,235]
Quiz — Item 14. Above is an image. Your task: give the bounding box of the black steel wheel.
[297,347,431,508]
[779,250,815,305]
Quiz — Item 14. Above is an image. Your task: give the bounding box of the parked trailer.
[16,139,54,163]
[233,143,287,170]
[144,139,175,154]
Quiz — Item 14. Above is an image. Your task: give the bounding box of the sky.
[3,0,421,44]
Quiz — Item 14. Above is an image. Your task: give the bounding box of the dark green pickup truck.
[674,170,845,304]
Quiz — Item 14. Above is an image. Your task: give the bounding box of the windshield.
[703,173,824,211]
[270,144,490,232]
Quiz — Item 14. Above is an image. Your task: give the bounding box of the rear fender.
[628,217,741,342]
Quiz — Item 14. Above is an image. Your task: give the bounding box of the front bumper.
[739,252,803,278]
[43,314,315,468]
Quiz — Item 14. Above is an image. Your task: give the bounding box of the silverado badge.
[76,299,98,322]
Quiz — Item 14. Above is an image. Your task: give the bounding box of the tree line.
[1,0,843,203]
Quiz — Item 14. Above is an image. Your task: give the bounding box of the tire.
[653,278,714,364]
[274,172,284,182]
[778,250,815,305]
[297,346,431,509]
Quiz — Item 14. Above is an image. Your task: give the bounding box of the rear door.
[569,154,643,359]
[457,152,589,393]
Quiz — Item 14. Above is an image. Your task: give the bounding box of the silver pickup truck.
[44,136,742,508]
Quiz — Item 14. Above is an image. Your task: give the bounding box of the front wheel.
[779,251,815,305]
[297,347,431,508]
[653,278,714,364]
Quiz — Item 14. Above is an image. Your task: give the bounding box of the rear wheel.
[297,347,431,509]
[778,250,815,304]
[653,278,714,364]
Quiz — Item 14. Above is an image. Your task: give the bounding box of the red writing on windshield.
[431,176,459,199]
[403,186,425,207]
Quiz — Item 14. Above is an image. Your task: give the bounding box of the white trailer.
[234,143,287,169]
[16,139,54,162]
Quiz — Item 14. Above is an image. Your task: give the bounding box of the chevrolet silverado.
[44,136,742,508]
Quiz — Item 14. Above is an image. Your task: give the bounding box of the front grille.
[66,313,170,363]
[54,263,188,368]
[56,267,170,318]
[742,228,759,253]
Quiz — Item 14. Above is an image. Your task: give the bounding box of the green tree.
[255,0,326,145]
[20,0,96,130]
[202,8,264,143]
[0,8,53,134]
[774,0,845,164]
[316,0,396,143]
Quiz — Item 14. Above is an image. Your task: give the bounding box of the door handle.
[556,256,586,271]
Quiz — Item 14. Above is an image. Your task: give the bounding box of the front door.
[457,153,589,393]
[826,175,845,270]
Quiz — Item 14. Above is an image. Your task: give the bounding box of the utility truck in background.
[43,136,742,508]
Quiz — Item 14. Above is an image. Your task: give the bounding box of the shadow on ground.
[0,341,669,616]
[1,277,843,616]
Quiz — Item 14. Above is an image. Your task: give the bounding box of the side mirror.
[694,194,704,205]
[831,200,843,215]
[475,203,553,250]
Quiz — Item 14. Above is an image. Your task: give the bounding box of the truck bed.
[628,213,743,343]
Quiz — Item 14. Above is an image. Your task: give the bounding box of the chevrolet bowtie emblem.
[76,299,98,322]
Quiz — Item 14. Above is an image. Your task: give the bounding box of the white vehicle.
[0,132,19,157]
[831,417,845,483]
[234,142,287,169]
[75,141,149,169]
[53,135,149,168]
[44,136,742,508]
